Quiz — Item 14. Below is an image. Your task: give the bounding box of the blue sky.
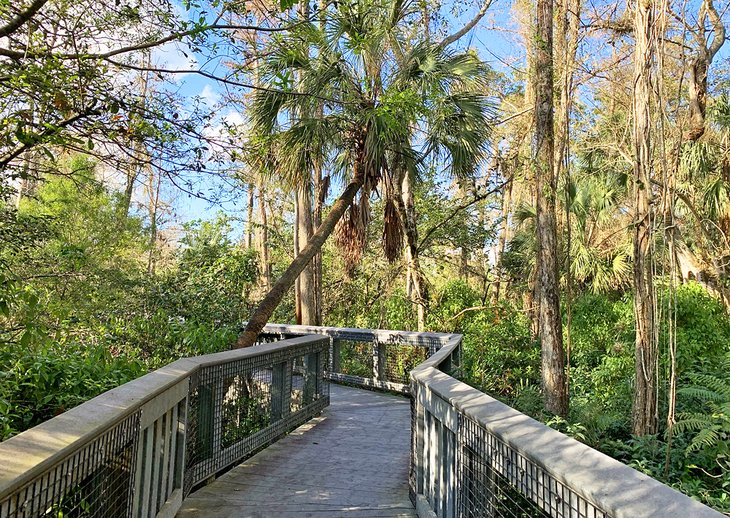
[141,0,730,241]
[143,0,521,237]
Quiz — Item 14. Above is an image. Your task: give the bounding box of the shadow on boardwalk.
[177,385,416,517]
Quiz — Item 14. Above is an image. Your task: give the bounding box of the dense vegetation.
[2,0,729,512]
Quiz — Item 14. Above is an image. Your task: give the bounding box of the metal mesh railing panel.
[383,343,428,385]
[0,413,140,518]
[337,340,373,379]
[258,325,451,393]
[0,334,331,518]
[457,415,608,518]
[290,354,306,413]
[184,339,329,493]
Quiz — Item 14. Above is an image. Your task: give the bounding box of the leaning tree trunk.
[236,174,364,348]
[631,0,658,436]
[534,0,568,417]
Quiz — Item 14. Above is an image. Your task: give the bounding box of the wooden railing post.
[131,379,188,518]
[331,339,341,373]
[413,383,425,495]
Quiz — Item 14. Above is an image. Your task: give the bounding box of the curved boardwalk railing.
[0,335,329,518]
[0,324,724,518]
[257,323,449,393]
[409,335,724,518]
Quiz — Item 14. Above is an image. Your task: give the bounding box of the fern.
[673,414,717,434]
[675,371,730,456]
[687,428,721,453]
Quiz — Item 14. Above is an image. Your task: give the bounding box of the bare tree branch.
[0,0,50,38]
[706,0,726,60]
[438,0,493,48]
[0,21,303,60]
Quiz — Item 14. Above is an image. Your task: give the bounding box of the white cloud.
[199,84,220,107]
[152,41,199,73]
[223,111,245,127]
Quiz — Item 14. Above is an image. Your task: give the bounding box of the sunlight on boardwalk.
[177,385,416,518]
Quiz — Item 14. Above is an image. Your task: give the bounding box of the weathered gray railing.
[0,335,329,518]
[409,335,724,518]
[2,323,724,518]
[257,323,448,393]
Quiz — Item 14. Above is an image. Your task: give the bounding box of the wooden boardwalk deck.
[177,384,416,518]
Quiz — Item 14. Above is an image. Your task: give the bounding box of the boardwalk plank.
[177,385,416,518]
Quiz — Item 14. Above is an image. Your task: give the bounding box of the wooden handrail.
[410,336,724,518]
[0,335,330,518]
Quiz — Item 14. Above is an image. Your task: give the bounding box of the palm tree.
[236,0,494,347]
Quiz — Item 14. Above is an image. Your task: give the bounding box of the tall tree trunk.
[146,165,161,275]
[257,184,271,291]
[313,166,324,325]
[237,174,364,348]
[292,0,317,326]
[296,184,317,324]
[245,183,254,248]
[459,247,469,280]
[685,0,725,142]
[631,0,658,436]
[294,195,301,323]
[492,174,513,303]
[554,0,581,400]
[401,172,427,331]
[554,0,581,176]
[122,53,152,219]
[16,102,39,208]
[534,0,568,416]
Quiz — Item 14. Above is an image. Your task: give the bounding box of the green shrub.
[671,282,730,376]
[460,303,540,399]
[0,341,144,440]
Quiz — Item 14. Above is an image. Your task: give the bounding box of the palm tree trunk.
[631,0,658,436]
[294,195,301,323]
[236,176,364,348]
[313,166,324,325]
[534,0,568,417]
[296,184,317,325]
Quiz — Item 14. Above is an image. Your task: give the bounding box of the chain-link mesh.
[337,340,373,378]
[383,343,428,385]
[184,339,329,493]
[457,415,608,518]
[0,413,140,518]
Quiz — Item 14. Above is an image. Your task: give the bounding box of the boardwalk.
[177,385,416,518]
